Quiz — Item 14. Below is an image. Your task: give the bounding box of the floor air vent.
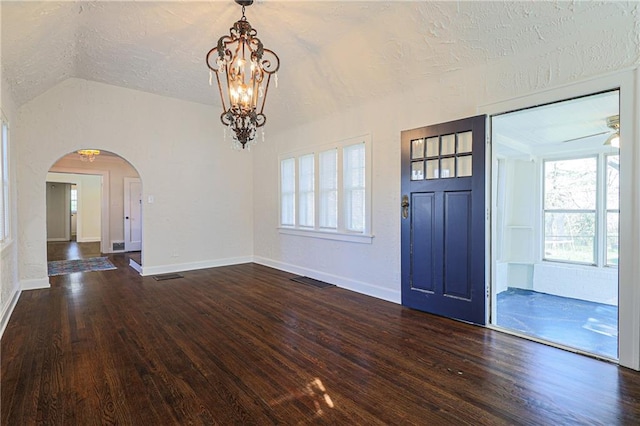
[290,276,336,289]
[153,273,184,281]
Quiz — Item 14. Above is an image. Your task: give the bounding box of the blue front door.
[401,115,487,325]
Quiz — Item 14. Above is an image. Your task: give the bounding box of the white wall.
[0,0,21,335]
[15,78,254,284]
[47,173,102,243]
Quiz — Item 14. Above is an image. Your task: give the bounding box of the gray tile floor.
[496,288,618,360]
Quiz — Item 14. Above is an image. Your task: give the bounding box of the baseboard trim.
[21,277,51,291]
[129,258,142,274]
[76,237,101,243]
[47,238,69,242]
[141,256,253,277]
[253,256,401,304]
[0,288,21,339]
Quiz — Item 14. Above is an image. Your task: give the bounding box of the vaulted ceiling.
[2,1,638,136]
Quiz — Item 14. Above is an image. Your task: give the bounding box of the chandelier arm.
[214,70,228,113]
[258,74,272,115]
[261,48,280,73]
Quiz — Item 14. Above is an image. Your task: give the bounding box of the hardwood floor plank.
[2,259,640,425]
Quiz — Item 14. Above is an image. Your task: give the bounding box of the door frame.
[49,166,110,254]
[479,68,639,370]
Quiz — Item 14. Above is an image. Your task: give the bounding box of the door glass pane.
[458,131,472,153]
[440,157,455,178]
[411,161,424,180]
[457,155,472,177]
[544,212,595,264]
[411,139,424,159]
[426,137,439,157]
[441,134,455,155]
[426,159,439,179]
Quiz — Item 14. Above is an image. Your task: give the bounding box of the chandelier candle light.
[206,0,280,150]
[77,149,100,162]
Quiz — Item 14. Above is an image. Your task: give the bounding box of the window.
[280,158,295,226]
[70,186,78,214]
[0,117,9,243]
[279,135,372,243]
[543,154,618,266]
[298,154,315,227]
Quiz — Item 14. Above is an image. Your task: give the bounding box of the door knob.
[401,195,409,219]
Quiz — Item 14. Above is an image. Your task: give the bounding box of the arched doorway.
[46,149,143,272]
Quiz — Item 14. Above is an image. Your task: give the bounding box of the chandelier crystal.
[206,0,280,150]
[77,149,100,162]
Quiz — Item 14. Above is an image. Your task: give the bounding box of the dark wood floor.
[47,240,102,262]
[2,258,640,425]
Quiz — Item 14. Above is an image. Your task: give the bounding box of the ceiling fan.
[561,114,620,147]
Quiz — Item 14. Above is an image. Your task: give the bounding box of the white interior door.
[124,177,142,252]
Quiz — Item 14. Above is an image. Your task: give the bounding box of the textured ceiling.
[2,1,638,134]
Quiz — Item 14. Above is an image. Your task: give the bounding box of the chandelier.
[206,0,280,150]
[77,149,100,162]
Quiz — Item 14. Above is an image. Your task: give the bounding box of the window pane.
[607,211,619,266]
[544,212,595,263]
[544,158,596,210]
[280,158,295,226]
[70,187,78,214]
[426,137,439,157]
[344,143,365,232]
[299,154,315,227]
[457,131,472,153]
[319,149,337,229]
[411,161,424,180]
[606,155,619,210]
[426,159,438,179]
[457,155,472,177]
[411,139,424,159]
[440,157,454,178]
[441,134,455,155]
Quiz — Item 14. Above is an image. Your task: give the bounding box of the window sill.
[278,227,374,244]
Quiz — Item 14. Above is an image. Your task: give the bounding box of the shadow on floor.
[496,288,618,360]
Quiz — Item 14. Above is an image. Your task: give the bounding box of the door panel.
[401,115,486,325]
[443,191,471,299]
[411,192,436,293]
[124,177,142,252]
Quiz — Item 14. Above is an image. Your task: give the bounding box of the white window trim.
[0,112,11,250]
[278,134,373,244]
